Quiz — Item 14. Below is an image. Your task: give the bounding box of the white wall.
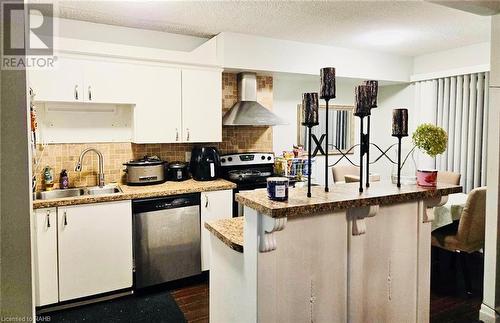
[54,18,208,51]
[412,42,491,81]
[219,32,413,83]
[273,75,415,184]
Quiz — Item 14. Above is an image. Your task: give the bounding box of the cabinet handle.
[74,85,79,100]
[186,128,190,141]
[205,194,209,208]
[63,210,67,226]
[46,210,51,228]
[88,86,92,101]
[175,128,179,141]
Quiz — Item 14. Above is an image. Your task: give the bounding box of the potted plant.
[412,123,448,187]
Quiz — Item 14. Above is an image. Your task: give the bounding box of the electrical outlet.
[185,151,191,162]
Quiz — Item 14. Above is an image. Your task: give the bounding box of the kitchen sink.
[34,186,122,200]
[86,186,122,195]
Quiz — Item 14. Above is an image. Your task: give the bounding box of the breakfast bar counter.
[207,181,461,323]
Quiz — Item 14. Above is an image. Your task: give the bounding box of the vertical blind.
[434,72,489,192]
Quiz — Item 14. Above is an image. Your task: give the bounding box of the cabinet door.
[181,69,222,142]
[83,60,136,104]
[348,203,418,323]
[201,189,233,271]
[133,66,182,143]
[34,208,59,306]
[29,57,84,102]
[58,201,133,301]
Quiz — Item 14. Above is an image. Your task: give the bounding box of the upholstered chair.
[437,171,461,185]
[331,165,359,183]
[431,186,486,294]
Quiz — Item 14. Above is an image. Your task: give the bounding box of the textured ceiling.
[51,1,491,57]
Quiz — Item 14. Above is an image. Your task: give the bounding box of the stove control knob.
[221,158,226,163]
[267,156,272,161]
[261,156,265,160]
[228,157,233,162]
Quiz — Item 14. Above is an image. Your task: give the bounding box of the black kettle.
[190,147,221,181]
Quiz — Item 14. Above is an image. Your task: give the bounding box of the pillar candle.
[320,67,336,100]
[354,85,371,117]
[364,80,378,108]
[301,92,319,126]
[392,108,408,137]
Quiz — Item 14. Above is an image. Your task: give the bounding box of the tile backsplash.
[33,73,274,190]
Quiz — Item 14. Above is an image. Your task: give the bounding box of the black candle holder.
[320,67,336,193]
[302,92,320,197]
[363,80,378,188]
[354,85,371,193]
[392,108,409,188]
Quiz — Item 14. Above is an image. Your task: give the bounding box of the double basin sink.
[34,185,122,200]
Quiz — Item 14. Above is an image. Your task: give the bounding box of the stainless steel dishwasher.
[133,193,201,289]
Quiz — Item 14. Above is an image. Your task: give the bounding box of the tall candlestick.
[363,80,378,188]
[320,67,336,193]
[392,108,409,137]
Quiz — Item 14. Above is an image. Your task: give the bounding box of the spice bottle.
[60,169,69,189]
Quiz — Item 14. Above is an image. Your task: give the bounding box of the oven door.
[233,182,268,217]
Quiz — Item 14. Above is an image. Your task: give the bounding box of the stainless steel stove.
[220,152,275,216]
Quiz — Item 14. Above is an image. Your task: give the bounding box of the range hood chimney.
[222,72,287,126]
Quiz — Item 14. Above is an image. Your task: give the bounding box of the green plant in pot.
[412,123,447,187]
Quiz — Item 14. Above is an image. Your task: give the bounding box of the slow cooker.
[123,156,167,185]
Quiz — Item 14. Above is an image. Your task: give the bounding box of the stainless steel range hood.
[222,72,287,126]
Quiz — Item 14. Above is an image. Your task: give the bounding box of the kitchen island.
[205,181,461,323]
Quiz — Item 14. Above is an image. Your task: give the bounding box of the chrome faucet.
[75,148,105,188]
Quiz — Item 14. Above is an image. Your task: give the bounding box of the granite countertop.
[236,181,462,218]
[33,179,236,209]
[205,217,244,253]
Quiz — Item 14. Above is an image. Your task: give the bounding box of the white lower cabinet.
[200,190,233,271]
[34,208,59,306]
[58,201,133,301]
[33,200,133,305]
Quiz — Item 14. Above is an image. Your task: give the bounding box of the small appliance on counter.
[123,156,167,185]
[190,146,221,181]
[167,161,190,181]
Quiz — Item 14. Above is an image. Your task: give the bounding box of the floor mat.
[45,291,186,323]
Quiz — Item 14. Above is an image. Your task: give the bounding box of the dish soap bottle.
[60,169,69,189]
[43,166,54,191]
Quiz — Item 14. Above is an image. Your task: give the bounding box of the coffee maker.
[190,147,221,181]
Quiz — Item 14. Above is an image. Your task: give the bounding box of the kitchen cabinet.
[201,189,233,271]
[29,57,135,104]
[29,57,84,102]
[182,69,222,142]
[57,201,133,301]
[348,202,418,322]
[33,208,59,306]
[132,66,182,143]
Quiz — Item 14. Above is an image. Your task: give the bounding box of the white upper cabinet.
[132,65,182,143]
[57,201,133,301]
[182,69,222,142]
[29,57,84,102]
[28,55,223,144]
[33,208,59,306]
[82,60,136,104]
[200,190,233,271]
